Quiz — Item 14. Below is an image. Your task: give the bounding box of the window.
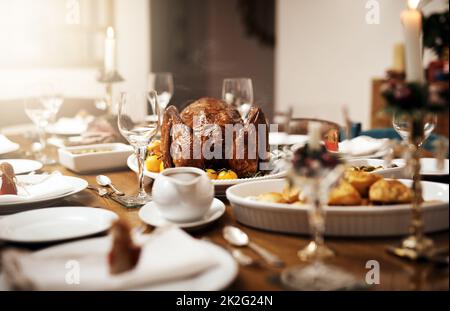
[0,0,113,68]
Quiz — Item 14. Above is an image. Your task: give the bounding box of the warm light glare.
[407,0,420,10]
[107,27,115,39]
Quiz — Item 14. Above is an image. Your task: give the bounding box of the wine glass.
[393,112,437,146]
[222,78,253,120]
[278,130,361,290]
[24,97,59,165]
[117,91,160,206]
[148,72,174,111]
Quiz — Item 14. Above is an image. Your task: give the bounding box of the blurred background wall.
[275,0,448,127]
[0,0,448,129]
[150,0,274,115]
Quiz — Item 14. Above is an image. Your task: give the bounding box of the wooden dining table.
[1,134,448,291]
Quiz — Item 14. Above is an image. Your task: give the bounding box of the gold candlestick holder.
[96,70,124,115]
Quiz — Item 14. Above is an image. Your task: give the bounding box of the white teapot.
[152,167,214,222]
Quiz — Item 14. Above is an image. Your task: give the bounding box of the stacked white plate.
[0,174,88,215]
[0,159,43,175]
[0,230,238,291]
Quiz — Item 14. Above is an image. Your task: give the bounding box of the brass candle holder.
[96,70,124,115]
[380,74,448,262]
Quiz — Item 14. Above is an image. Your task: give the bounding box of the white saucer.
[139,199,226,230]
[0,159,43,175]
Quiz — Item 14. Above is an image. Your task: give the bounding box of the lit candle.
[308,121,322,151]
[401,0,424,83]
[104,27,116,74]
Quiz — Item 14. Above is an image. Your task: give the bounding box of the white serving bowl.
[346,158,405,178]
[58,143,133,174]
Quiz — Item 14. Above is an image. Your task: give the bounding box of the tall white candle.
[401,0,424,84]
[308,121,322,151]
[104,27,116,74]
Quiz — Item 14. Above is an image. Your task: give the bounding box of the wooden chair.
[288,117,341,151]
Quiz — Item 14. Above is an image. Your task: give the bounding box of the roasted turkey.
[160,98,269,177]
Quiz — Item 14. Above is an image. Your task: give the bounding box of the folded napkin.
[47,117,91,135]
[339,136,390,157]
[2,227,218,290]
[0,135,19,154]
[0,172,74,204]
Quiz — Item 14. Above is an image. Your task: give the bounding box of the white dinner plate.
[226,179,449,237]
[0,135,20,155]
[0,207,118,243]
[392,158,449,177]
[0,175,88,215]
[127,154,287,196]
[139,199,226,230]
[346,158,405,178]
[0,235,238,291]
[0,159,43,175]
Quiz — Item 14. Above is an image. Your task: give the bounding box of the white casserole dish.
[226,179,449,237]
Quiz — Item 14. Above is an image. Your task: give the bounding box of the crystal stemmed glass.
[117,91,160,206]
[222,78,254,120]
[148,72,174,111]
[393,112,437,146]
[280,153,360,290]
[24,98,58,165]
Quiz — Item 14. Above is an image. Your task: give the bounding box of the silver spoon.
[96,175,124,196]
[223,226,284,267]
[87,185,110,197]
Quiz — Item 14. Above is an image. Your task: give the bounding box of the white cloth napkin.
[269,132,309,146]
[2,227,218,291]
[338,136,390,157]
[0,135,19,154]
[0,172,74,203]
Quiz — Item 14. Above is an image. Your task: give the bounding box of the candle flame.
[407,0,420,10]
[106,27,114,39]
